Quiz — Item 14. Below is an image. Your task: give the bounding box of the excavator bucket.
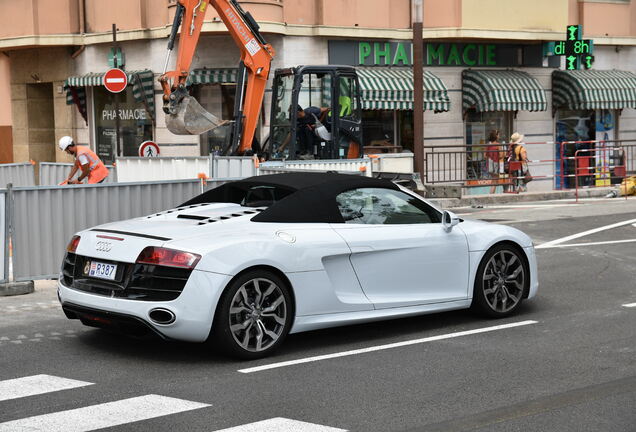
[165,96,224,135]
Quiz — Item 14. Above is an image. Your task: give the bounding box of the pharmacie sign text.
[328,41,543,67]
[101,108,148,121]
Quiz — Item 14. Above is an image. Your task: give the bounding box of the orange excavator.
[160,0,363,159]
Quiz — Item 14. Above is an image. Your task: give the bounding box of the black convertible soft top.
[181,172,400,223]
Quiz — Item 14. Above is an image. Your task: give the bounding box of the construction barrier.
[210,155,257,178]
[0,162,35,187]
[115,157,210,182]
[0,191,7,283]
[425,139,635,194]
[572,147,627,202]
[9,179,235,281]
[39,162,117,185]
[259,158,373,177]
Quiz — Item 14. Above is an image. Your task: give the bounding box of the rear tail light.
[67,235,81,253]
[136,247,201,270]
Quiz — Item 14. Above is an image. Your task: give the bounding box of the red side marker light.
[136,247,201,270]
[67,235,81,253]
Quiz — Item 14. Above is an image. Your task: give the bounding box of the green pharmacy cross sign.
[548,25,594,70]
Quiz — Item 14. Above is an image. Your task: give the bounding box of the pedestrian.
[58,136,109,184]
[485,129,503,193]
[508,132,531,192]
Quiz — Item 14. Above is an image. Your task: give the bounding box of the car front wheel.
[212,270,292,359]
[472,245,528,318]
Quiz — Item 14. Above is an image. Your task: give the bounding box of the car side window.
[335,188,441,224]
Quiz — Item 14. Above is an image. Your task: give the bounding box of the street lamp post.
[412,0,424,183]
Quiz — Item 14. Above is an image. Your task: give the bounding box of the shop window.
[555,109,620,189]
[464,110,512,182]
[92,86,153,164]
[398,111,413,152]
[362,111,394,150]
[194,84,236,155]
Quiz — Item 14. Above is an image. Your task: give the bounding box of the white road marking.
[632,223,636,228]
[214,418,347,432]
[239,320,538,374]
[622,303,636,308]
[537,239,636,249]
[481,204,577,209]
[535,218,636,249]
[0,375,93,402]
[0,394,209,432]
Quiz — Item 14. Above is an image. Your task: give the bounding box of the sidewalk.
[428,186,618,209]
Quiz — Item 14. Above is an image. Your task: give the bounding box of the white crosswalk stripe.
[0,394,209,432]
[0,375,344,431]
[214,418,347,432]
[0,374,93,402]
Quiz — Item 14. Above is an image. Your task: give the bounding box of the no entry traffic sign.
[139,141,160,157]
[104,68,128,93]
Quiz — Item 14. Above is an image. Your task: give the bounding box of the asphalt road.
[0,197,635,431]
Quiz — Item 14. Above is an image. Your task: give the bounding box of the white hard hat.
[58,136,74,151]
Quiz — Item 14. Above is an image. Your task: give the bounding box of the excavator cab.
[269,66,363,160]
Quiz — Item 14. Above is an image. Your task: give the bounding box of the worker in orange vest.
[58,136,109,184]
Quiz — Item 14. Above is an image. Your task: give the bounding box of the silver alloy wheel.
[228,277,287,352]
[482,250,525,313]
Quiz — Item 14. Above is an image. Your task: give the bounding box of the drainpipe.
[412,0,424,183]
[78,0,86,34]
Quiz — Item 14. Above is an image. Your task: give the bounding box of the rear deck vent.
[177,214,209,221]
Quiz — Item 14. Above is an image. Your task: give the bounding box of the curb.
[428,187,618,209]
[0,281,35,297]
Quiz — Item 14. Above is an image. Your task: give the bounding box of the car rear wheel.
[212,270,292,359]
[472,244,528,318]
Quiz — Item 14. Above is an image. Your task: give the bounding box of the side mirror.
[442,210,460,231]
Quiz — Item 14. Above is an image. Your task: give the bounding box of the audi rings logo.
[95,241,113,252]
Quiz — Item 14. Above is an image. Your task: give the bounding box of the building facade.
[0,0,635,191]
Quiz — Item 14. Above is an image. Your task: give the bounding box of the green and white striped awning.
[462,70,547,112]
[64,69,156,121]
[187,68,238,86]
[357,68,450,111]
[552,69,636,110]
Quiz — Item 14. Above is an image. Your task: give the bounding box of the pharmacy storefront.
[329,40,547,146]
[64,70,156,164]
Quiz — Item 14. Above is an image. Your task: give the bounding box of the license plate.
[85,261,117,281]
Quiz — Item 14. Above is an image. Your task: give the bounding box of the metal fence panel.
[39,162,116,185]
[115,157,210,182]
[0,191,6,283]
[210,156,257,178]
[0,163,35,187]
[257,167,365,176]
[259,158,373,177]
[11,179,232,281]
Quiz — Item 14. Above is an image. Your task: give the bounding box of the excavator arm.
[159,0,275,155]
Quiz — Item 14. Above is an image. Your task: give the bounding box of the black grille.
[61,253,192,301]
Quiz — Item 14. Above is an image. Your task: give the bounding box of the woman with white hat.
[508,132,530,192]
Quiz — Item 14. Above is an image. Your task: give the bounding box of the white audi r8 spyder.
[58,173,538,359]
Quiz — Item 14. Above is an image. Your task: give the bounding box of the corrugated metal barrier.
[39,162,117,185]
[9,179,233,281]
[0,191,7,283]
[259,158,373,177]
[0,163,35,187]
[115,157,210,182]
[210,156,257,178]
